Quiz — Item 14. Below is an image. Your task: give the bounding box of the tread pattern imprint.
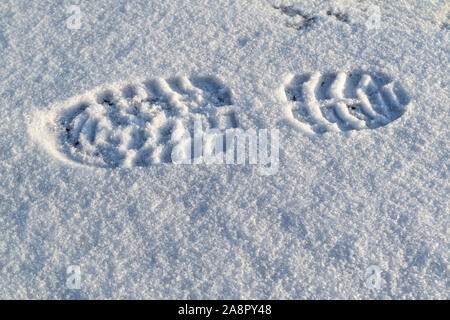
[281,71,410,134]
[31,76,238,168]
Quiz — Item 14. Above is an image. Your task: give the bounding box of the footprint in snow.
[31,76,238,167]
[281,71,410,134]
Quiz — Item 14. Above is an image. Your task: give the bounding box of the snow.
[0,0,448,299]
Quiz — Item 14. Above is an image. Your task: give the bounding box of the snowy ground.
[0,0,448,299]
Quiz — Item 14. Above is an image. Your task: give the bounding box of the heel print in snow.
[31,76,237,167]
[282,71,410,134]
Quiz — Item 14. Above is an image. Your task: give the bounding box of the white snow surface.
[0,0,448,299]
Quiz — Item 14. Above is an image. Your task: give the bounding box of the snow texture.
[0,0,448,299]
